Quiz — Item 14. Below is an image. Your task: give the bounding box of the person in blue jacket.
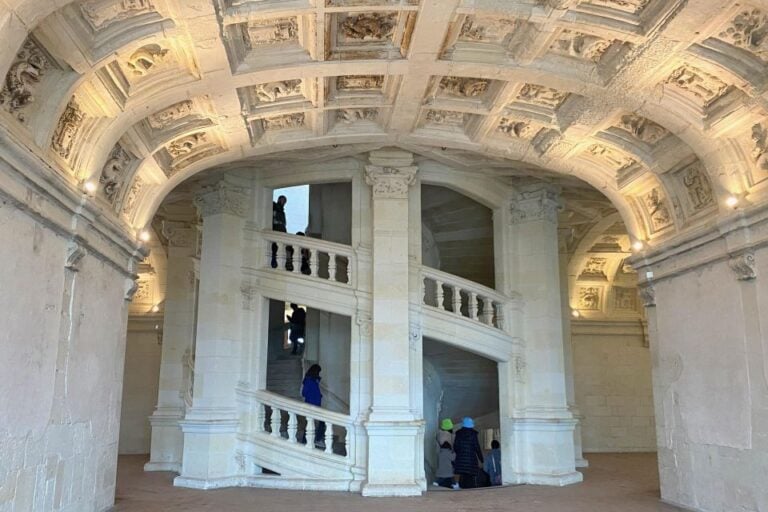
[301,364,326,445]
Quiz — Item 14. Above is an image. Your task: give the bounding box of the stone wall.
[118,318,163,455]
[0,200,130,512]
[572,321,656,453]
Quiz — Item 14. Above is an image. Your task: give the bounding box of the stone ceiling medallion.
[438,76,490,99]
[507,84,571,124]
[245,18,299,48]
[517,84,569,108]
[427,76,498,112]
[441,14,534,63]
[425,109,466,127]
[329,75,391,106]
[330,11,415,59]
[261,113,307,131]
[335,108,379,125]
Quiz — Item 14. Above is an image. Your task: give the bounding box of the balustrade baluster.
[452,286,462,315]
[257,402,266,432]
[305,417,315,450]
[310,248,319,277]
[344,258,351,284]
[421,278,427,305]
[288,412,298,443]
[276,243,284,271]
[270,407,281,438]
[328,253,337,282]
[436,280,444,310]
[469,292,479,320]
[494,303,504,330]
[481,297,494,325]
[325,422,334,454]
[286,243,295,273]
[343,430,350,458]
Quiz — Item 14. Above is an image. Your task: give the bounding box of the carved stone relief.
[80,0,155,31]
[581,0,650,15]
[680,162,715,211]
[516,84,569,108]
[614,286,638,310]
[252,80,302,103]
[578,286,601,310]
[125,44,169,77]
[426,109,465,125]
[729,251,757,280]
[665,65,730,107]
[51,99,86,160]
[618,114,668,144]
[0,38,50,122]
[439,76,489,98]
[337,75,384,90]
[147,100,194,130]
[498,118,536,138]
[168,133,208,158]
[643,188,673,231]
[751,122,768,170]
[509,186,560,224]
[550,30,613,62]
[100,144,134,204]
[262,113,305,130]
[340,13,397,41]
[588,144,636,171]
[244,17,298,48]
[194,181,249,218]
[365,165,418,199]
[638,283,655,307]
[121,176,145,215]
[459,16,517,44]
[581,257,608,278]
[718,8,768,61]
[337,108,378,123]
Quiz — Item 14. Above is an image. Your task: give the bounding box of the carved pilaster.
[365,149,418,199]
[193,181,248,218]
[510,184,561,224]
[729,251,757,281]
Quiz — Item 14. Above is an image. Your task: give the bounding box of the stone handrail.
[243,389,353,460]
[262,230,354,286]
[421,266,507,330]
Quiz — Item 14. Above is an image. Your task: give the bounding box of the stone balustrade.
[262,231,353,286]
[421,267,507,331]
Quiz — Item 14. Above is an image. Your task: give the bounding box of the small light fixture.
[632,240,645,252]
[83,181,98,195]
[138,230,151,242]
[571,309,581,319]
[725,195,739,209]
[151,304,160,313]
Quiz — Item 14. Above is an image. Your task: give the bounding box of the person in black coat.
[452,417,484,488]
[271,195,287,268]
[287,303,306,355]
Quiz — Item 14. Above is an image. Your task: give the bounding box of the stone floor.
[114,453,683,511]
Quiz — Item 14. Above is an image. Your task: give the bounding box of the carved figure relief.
[550,30,612,62]
[582,257,608,278]
[498,118,534,138]
[0,39,50,122]
[168,133,208,158]
[618,114,668,144]
[125,45,169,77]
[263,113,305,130]
[665,65,730,106]
[459,16,517,43]
[147,100,195,130]
[643,188,672,230]
[426,110,465,125]
[121,176,144,214]
[751,122,768,170]
[100,144,133,203]
[578,287,601,310]
[253,80,302,103]
[614,287,638,310]
[337,108,378,123]
[52,99,86,160]
[80,0,155,30]
[588,144,636,171]
[245,18,298,48]
[582,0,650,14]
[517,84,569,108]
[719,9,768,60]
[680,163,714,210]
[439,76,489,98]
[133,277,152,302]
[337,75,384,90]
[340,13,396,41]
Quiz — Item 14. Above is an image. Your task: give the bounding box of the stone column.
[175,179,249,489]
[145,223,198,472]
[362,149,425,497]
[504,184,581,486]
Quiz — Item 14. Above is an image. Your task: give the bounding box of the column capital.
[509,184,561,225]
[365,166,418,199]
[193,181,248,218]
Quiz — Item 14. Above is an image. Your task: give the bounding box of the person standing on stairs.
[271,195,287,268]
[301,364,326,447]
[287,303,306,355]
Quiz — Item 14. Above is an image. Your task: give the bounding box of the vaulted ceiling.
[2,0,767,250]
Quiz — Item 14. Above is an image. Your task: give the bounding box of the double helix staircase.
[235,229,517,489]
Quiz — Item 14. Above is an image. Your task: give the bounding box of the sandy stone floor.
[114,453,683,512]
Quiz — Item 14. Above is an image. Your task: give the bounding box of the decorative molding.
[193,181,249,218]
[252,80,302,103]
[509,185,560,224]
[148,100,194,130]
[161,220,195,248]
[728,251,757,281]
[356,310,372,338]
[426,109,464,126]
[337,75,384,90]
[80,0,155,31]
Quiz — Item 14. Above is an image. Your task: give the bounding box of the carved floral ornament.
[718,8,768,61]
[439,76,490,98]
[550,30,613,62]
[252,80,302,103]
[364,165,418,199]
[0,38,50,122]
[516,84,569,109]
[340,12,397,41]
[729,251,757,281]
[337,75,384,91]
[148,100,194,130]
[642,187,673,231]
[337,108,377,123]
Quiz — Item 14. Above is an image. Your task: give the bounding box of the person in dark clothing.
[453,417,484,489]
[287,303,306,355]
[271,195,287,268]
[301,364,325,445]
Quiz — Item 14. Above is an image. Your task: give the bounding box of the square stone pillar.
[175,179,249,489]
[501,184,581,486]
[362,149,425,497]
[145,223,198,472]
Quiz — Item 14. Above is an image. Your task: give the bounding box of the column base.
[144,461,182,473]
[362,483,424,497]
[145,408,184,473]
[575,457,589,468]
[363,417,425,497]
[178,417,240,483]
[509,470,583,486]
[174,475,242,490]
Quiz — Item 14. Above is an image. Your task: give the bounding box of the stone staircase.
[266,357,303,401]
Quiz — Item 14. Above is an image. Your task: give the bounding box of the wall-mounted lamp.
[138,230,151,243]
[571,309,581,319]
[83,181,98,195]
[631,240,645,252]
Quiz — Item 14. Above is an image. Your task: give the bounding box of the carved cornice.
[193,181,248,218]
[364,165,418,199]
[509,185,561,225]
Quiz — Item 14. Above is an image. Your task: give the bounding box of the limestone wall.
[0,201,130,512]
[118,319,163,455]
[572,321,656,453]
